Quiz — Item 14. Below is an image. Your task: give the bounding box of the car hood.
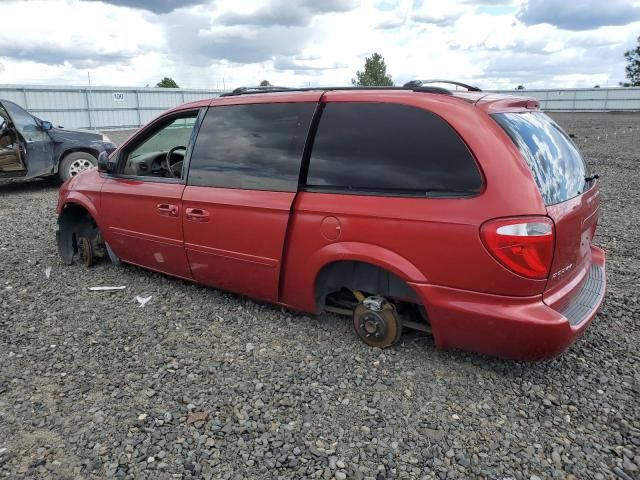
[48,127,103,143]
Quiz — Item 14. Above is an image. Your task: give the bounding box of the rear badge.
[552,263,574,279]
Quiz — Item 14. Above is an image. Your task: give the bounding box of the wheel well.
[57,203,100,264]
[314,260,420,311]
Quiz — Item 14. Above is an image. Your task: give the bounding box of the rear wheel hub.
[361,313,386,338]
[353,300,401,349]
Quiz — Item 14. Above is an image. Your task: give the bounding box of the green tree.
[156,77,179,88]
[259,80,271,86]
[622,35,640,87]
[351,53,394,86]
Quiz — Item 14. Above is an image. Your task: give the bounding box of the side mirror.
[98,151,116,174]
[40,120,53,131]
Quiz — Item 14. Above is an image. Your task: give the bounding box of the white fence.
[491,87,640,112]
[1,85,639,131]
[0,85,225,131]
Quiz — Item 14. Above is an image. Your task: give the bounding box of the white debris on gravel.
[135,295,152,307]
[88,286,126,291]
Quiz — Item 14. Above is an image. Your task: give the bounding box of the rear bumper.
[409,246,606,361]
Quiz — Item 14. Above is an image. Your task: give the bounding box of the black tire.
[59,152,98,182]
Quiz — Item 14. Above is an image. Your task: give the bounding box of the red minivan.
[56,82,606,360]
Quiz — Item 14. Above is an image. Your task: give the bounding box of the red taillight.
[480,217,555,279]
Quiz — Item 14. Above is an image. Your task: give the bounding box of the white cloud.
[0,0,638,89]
[518,0,640,30]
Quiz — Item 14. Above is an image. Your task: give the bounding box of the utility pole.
[86,71,93,130]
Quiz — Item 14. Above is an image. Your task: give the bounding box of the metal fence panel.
[0,85,225,130]
[90,90,138,110]
[28,89,87,110]
[0,89,28,105]
[575,100,608,110]
[41,111,89,130]
[91,109,140,129]
[491,87,640,112]
[606,99,640,110]
[573,89,606,100]
[607,88,640,99]
[183,92,218,103]
[137,90,185,109]
[140,109,168,125]
[1,85,638,131]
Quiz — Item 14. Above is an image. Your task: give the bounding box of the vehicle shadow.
[0,178,59,194]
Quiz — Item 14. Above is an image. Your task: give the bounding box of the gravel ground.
[107,130,136,147]
[1,113,639,479]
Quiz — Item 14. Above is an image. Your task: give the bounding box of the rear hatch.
[492,111,600,306]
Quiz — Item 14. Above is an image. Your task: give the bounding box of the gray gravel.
[1,113,639,479]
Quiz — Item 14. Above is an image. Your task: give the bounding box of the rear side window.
[492,112,590,205]
[188,103,315,191]
[306,102,482,196]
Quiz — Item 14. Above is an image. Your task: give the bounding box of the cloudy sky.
[0,0,639,90]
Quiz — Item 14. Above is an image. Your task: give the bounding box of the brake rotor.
[353,301,401,349]
[77,236,95,267]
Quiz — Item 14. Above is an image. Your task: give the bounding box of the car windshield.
[492,111,590,205]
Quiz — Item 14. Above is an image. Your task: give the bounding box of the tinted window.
[306,102,482,195]
[188,103,315,191]
[492,112,590,205]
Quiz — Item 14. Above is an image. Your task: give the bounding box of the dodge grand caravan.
[56,81,606,360]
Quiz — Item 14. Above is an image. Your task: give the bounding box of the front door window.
[122,115,198,180]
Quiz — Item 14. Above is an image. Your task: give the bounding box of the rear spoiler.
[478,95,540,112]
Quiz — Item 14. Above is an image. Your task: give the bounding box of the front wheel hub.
[77,236,95,267]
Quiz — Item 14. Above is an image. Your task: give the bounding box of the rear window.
[492,112,590,205]
[306,102,482,196]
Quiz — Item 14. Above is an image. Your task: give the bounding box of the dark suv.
[56,82,606,360]
[0,99,115,182]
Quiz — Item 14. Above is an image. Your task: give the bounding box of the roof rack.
[403,79,482,92]
[218,85,453,97]
[220,85,292,97]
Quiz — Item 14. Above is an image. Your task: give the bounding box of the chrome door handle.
[157,203,179,217]
[185,207,210,223]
